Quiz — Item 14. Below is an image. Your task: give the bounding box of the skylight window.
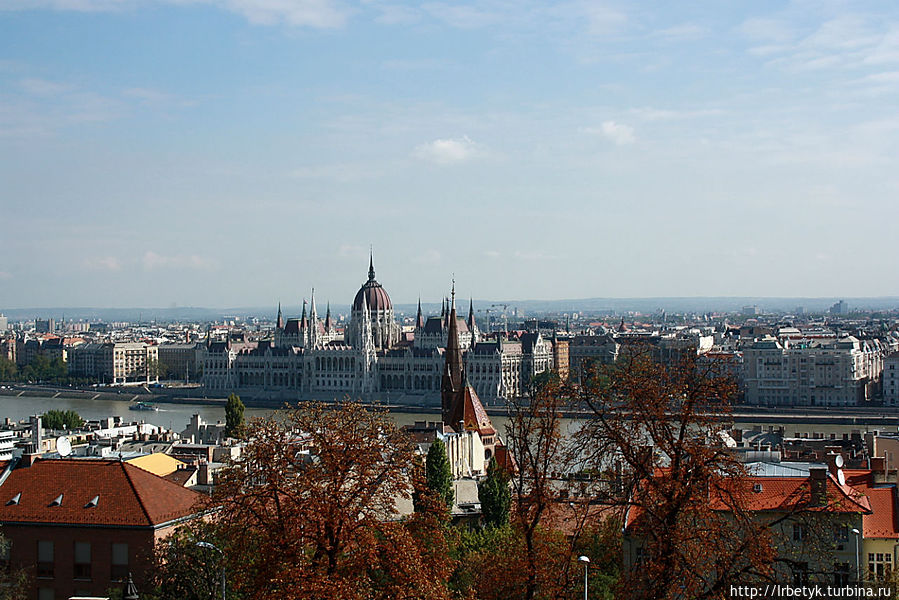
[6,492,20,506]
[49,494,63,507]
[84,495,99,508]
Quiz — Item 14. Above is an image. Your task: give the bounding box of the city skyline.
[3,1,899,307]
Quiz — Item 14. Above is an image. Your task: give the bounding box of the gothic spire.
[325,301,332,331]
[368,249,376,281]
[276,302,284,330]
[441,282,464,428]
[467,298,475,329]
[416,297,424,329]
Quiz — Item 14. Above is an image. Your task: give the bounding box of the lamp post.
[196,541,226,600]
[578,555,590,600]
[851,528,861,583]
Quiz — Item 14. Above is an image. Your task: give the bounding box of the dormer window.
[753,483,763,493]
[49,494,63,507]
[6,493,20,506]
[84,495,99,508]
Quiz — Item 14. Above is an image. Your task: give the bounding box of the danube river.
[2,394,897,440]
[0,394,519,434]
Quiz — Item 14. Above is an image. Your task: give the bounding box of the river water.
[2,394,896,440]
[0,394,519,434]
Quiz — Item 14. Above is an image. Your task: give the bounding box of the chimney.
[809,467,828,506]
[30,415,43,452]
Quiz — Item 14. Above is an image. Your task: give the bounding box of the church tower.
[441,284,464,427]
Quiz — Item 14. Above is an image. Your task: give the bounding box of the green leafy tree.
[426,439,454,510]
[478,457,511,528]
[0,531,29,600]
[0,357,16,382]
[224,393,245,438]
[41,409,84,430]
[151,521,231,600]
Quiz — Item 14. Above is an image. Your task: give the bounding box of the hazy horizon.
[3,1,898,307]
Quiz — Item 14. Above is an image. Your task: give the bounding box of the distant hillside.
[3,296,899,324]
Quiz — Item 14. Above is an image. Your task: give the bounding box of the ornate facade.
[201,258,553,404]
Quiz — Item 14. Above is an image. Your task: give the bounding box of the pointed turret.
[324,301,333,332]
[441,284,464,428]
[309,288,320,348]
[368,250,376,281]
[276,302,284,330]
[416,297,424,330]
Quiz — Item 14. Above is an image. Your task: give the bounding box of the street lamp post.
[196,541,226,600]
[578,555,590,600]
[851,528,861,583]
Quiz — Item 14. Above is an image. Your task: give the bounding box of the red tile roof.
[459,384,495,436]
[844,470,899,539]
[626,471,872,530]
[731,476,871,513]
[0,458,207,527]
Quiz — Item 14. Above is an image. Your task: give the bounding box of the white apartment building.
[743,336,884,407]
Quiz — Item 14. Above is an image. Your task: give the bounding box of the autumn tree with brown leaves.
[503,376,597,600]
[209,401,453,600]
[573,347,777,600]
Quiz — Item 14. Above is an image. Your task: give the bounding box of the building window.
[37,541,53,578]
[868,553,892,580]
[792,523,806,542]
[74,542,91,580]
[833,524,850,544]
[38,588,54,600]
[111,543,129,582]
[834,563,851,586]
[792,562,809,585]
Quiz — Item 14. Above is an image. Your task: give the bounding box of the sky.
[1,0,899,309]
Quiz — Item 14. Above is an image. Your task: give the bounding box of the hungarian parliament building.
[201,258,559,404]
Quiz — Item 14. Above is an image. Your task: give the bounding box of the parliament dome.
[352,257,393,312]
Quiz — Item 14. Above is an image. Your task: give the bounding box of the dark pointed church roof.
[448,377,495,436]
[441,288,464,427]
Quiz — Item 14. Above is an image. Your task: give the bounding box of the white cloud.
[18,78,72,96]
[628,107,724,121]
[83,256,123,271]
[142,251,216,270]
[216,0,347,28]
[580,3,626,36]
[585,121,635,145]
[0,271,11,280]
[412,249,441,264]
[413,135,480,165]
[421,2,496,29]
[653,23,707,41]
[338,244,368,259]
[1,0,348,28]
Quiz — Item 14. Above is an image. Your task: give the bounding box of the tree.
[573,347,776,600]
[478,457,511,528]
[212,401,451,599]
[224,393,245,438]
[506,377,585,600]
[425,439,454,510]
[41,409,84,430]
[0,530,29,600]
[151,521,230,600]
[0,357,16,382]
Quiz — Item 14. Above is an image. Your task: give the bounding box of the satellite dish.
[837,468,846,486]
[835,454,844,468]
[56,436,72,457]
